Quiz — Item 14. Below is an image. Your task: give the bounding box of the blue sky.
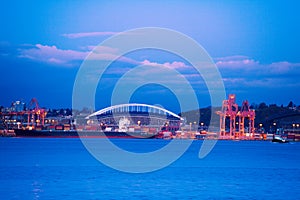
[0,0,299,112]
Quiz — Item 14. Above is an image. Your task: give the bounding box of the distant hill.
[179,104,300,131]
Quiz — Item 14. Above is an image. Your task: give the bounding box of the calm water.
[0,138,299,199]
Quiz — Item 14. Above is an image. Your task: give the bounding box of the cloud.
[17,43,196,69]
[62,32,120,39]
[19,44,88,66]
[88,52,138,64]
[215,55,300,75]
[268,61,300,74]
[215,55,259,69]
[17,42,300,92]
[215,55,300,93]
[85,45,119,54]
[141,60,190,69]
[18,44,139,66]
[214,55,250,62]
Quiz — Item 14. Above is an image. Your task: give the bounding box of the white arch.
[86,103,183,120]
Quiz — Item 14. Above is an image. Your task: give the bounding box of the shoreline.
[1,129,299,142]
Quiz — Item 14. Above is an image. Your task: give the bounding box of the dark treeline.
[180,101,300,130]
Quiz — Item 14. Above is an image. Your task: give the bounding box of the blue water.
[0,138,299,199]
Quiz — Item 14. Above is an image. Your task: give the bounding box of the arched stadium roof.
[86,103,183,120]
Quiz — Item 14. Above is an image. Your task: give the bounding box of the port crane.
[237,100,255,137]
[0,98,47,130]
[216,94,239,138]
[26,98,47,128]
[216,94,255,139]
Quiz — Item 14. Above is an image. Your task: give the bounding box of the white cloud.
[216,55,300,91]
[268,61,300,73]
[18,43,300,90]
[86,45,119,54]
[215,55,259,69]
[214,55,250,62]
[141,60,190,69]
[61,32,120,39]
[18,44,138,66]
[19,44,88,66]
[215,55,300,75]
[87,52,138,64]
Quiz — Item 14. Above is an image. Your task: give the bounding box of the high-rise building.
[11,101,25,112]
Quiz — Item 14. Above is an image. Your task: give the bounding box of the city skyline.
[1,1,299,112]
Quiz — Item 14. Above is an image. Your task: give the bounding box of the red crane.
[237,100,255,138]
[0,98,47,130]
[26,98,47,128]
[216,94,255,139]
[216,94,238,138]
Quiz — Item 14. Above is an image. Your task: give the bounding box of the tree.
[59,108,65,115]
[269,104,278,108]
[250,103,258,109]
[65,108,72,116]
[287,101,295,108]
[258,102,268,109]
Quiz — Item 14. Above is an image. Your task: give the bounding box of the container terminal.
[0,95,300,141]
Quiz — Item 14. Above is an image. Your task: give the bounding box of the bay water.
[0,138,299,199]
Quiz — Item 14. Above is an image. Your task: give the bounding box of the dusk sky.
[1,0,299,113]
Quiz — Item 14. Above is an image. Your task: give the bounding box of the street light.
[259,123,263,133]
[293,124,295,132]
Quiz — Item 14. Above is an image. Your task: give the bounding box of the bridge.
[86,103,183,132]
